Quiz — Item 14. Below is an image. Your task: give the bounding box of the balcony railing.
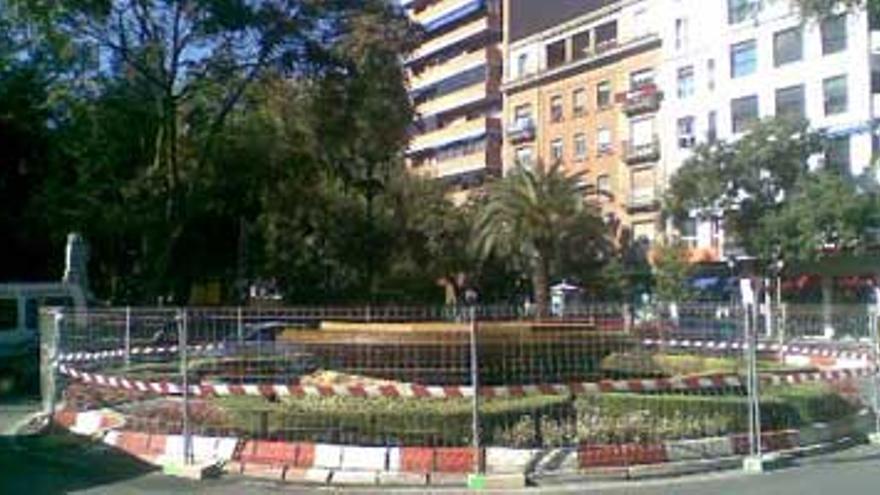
[507,118,536,143]
[620,83,662,115]
[622,137,661,164]
[627,188,661,212]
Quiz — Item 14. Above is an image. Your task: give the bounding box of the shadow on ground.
[0,429,158,495]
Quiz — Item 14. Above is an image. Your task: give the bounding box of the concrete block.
[482,473,528,489]
[485,447,540,474]
[428,472,468,486]
[329,469,379,486]
[532,448,579,473]
[313,444,343,469]
[285,467,332,484]
[340,446,387,471]
[377,471,429,486]
[664,436,733,461]
[742,453,786,474]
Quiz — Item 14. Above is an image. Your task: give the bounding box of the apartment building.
[656,0,880,261]
[401,0,504,201]
[502,0,664,242]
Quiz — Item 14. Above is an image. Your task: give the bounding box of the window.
[677,116,696,148]
[597,127,612,154]
[677,66,694,98]
[823,75,848,115]
[573,88,586,116]
[517,53,529,77]
[0,299,17,330]
[572,31,590,60]
[775,84,805,121]
[630,117,656,147]
[731,95,759,133]
[730,40,757,78]
[821,14,847,55]
[728,0,760,24]
[597,80,612,108]
[546,39,566,70]
[675,18,689,50]
[707,59,716,91]
[514,147,533,168]
[631,167,655,202]
[678,218,698,243]
[825,136,851,174]
[550,138,564,163]
[630,68,654,90]
[597,174,611,194]
[773,27,802,67]
[707,110,717,142]
[574,133,587,160]
[550,95,564,122]
[514,104,532,122]
[513,104,532,128]
[595,21,618,51]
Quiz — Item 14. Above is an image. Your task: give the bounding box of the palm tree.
[472,163,609,317]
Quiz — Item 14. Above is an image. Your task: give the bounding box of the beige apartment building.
[502,0,664,244]
[402,0,504,203]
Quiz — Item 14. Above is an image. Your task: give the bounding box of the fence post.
[870,302,880,444]
[469,305,482,475]
[124,306,131,371]
[236,306,243,346]
[740,280,764,473]
[40,310,63,420]
[178,309,193,465]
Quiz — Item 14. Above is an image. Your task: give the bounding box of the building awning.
[408,129,487,155]
[422,0,485,33]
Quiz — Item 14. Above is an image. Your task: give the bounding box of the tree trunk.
[532,256,549,320]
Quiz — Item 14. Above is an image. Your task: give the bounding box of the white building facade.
[655,0,880,259]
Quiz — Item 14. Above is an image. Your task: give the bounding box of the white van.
[0,284,85,395]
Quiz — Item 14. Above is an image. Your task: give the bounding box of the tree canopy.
[666,117,879,264]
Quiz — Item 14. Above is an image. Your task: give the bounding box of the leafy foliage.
[652,239,694,303]
[473,164,610,315]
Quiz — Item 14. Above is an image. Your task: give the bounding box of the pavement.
[3,395,880,494]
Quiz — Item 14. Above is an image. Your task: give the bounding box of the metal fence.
[42,301,880,471]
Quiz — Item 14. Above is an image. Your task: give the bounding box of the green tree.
[757,171,880,261]
[10,0,415,303]
[666,118,824,260]
[472,164,609,317]
[652,239,694,304]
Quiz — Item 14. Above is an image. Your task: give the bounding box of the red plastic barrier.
[400,447,435,473]
[433,447,475,473]
[732,430,799,455]
[579,443,668,468]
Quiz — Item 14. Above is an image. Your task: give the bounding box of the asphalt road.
[4,395,880,494]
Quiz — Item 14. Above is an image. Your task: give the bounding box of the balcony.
[507,118,536,143]
[622,137,661,164]
[627,188,661,213]
[621,83,662,115]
